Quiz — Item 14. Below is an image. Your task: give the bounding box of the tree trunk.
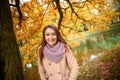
[0,0,24,80]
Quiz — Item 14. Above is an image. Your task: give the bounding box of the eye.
[52,33,56,35]
[45,33,50,36]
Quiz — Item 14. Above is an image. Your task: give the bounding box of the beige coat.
[38,45,79,80]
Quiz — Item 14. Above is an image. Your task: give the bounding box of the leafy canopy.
[11,0,118,67]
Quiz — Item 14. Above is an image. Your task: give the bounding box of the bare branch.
[10,0,23,27]
[54,0,63,29]
[9,4,16,7]
[15,0,23,26]
[64,0,88,22]
[61,24,82,32]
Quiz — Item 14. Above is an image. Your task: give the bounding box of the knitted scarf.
[43,42,65,62]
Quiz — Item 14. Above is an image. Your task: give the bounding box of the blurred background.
[9,0,120,80]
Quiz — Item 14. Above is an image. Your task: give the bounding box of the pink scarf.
[43,42,65,62]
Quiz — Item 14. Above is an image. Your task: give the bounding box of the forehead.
[45,28,55,33]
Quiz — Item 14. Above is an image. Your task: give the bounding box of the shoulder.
[37,46,44,56]
[64,44,71,49]
[64,44,73,52]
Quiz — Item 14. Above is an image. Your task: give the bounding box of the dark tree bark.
[0,0,24,80]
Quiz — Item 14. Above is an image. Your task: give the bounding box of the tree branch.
[65,0,88,21]
[15,0,23,26]
[54,0,63,29]
[10,0,23,27]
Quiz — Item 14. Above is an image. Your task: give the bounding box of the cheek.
[45,36,48,41]
[54,36,57,40]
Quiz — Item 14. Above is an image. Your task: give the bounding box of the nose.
[49,35,53,40]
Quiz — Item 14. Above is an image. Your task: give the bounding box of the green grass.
[96,36,120,50]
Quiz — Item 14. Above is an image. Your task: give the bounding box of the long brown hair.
[39,25,67,62]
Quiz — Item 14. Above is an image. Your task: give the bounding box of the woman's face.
[45,28,57,47]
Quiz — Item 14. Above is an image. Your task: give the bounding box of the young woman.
[38,25,79,80]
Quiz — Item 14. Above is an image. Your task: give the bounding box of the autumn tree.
[0,0,24,80]
[11,0,119,66]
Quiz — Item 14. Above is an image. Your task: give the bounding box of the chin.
[50,44,55,46]
[48,43,56,47]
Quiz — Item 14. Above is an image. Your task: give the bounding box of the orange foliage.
[11,0,118,67]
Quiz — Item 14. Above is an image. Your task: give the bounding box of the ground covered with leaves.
[78,45,120,80]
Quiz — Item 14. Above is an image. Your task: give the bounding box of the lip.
[48,39,56,42]
[48,42,56,44]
